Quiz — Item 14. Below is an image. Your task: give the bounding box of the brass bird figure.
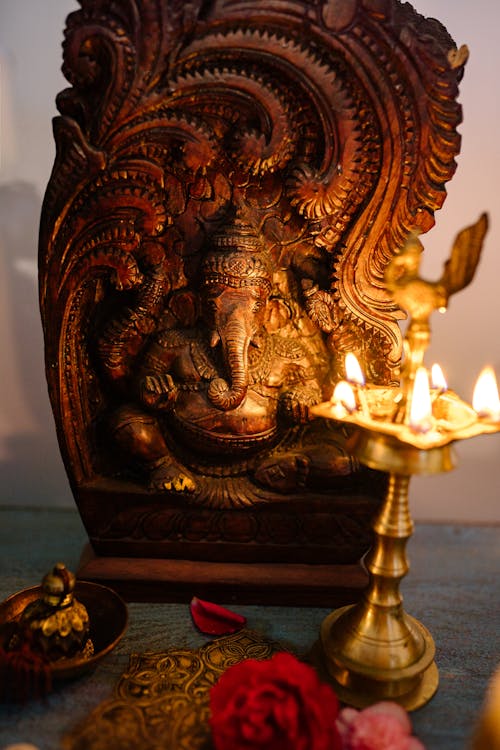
[385,213,489,390]
[386,213,489,324]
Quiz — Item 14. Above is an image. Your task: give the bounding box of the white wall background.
[0,1,499,521]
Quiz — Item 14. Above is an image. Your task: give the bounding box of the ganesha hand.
[279,390,315,424]
[140,373,178,410]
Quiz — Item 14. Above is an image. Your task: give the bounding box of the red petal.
[190,597,246,635]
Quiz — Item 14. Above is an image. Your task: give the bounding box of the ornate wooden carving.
[39,0,465,599]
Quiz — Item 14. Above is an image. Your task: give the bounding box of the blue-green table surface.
[0,508,499,749]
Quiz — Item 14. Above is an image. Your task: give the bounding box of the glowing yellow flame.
[431,363,447,391]
[345,353,365,385]
[331,380,357,413]
[472,366,500,421]
[409,367,433,433]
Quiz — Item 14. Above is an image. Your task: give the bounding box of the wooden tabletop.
[0,507,499,749]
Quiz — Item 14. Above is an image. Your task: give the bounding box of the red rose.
[210,652,341,750]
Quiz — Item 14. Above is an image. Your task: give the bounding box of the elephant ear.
[39,0,467,484]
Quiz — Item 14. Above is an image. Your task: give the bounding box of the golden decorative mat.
[62,629,284,750]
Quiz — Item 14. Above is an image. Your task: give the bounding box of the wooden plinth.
[77,543,367,606]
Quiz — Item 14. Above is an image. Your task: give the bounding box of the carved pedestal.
[75,471,385,603]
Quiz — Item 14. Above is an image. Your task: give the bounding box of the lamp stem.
[319,468,438,709]
[365,473,412,610]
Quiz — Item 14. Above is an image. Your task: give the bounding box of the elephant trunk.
[207,321,250,411]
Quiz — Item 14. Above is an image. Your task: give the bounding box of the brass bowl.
[0,581,128,680]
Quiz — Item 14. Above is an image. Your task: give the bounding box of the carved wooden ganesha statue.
[107,216,355,503]
[39,0,466,599]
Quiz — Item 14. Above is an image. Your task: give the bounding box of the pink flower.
[337,702,426,750]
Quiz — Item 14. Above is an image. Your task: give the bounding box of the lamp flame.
[409,367,433,433]
[345,353,365,385]
[331,380,357,413]
[431,363,447,391]
[472,366,500,421]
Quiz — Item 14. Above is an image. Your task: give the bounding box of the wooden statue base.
[73,475,382,604]
[77,543,367,606]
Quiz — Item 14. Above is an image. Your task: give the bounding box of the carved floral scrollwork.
[39,0,465,509]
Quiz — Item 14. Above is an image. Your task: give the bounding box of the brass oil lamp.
[312,214,500,710]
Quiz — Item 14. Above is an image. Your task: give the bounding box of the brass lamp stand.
[318,432,448,710]
[312,216,499,709]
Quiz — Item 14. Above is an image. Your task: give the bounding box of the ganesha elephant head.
[201,220,273,411]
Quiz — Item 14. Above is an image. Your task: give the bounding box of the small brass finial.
[17,563,93,661]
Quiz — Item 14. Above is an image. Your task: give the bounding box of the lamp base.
[319,605,439,710]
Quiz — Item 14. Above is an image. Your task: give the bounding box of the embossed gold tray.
[63,629,284,750]
[0,581,128,680]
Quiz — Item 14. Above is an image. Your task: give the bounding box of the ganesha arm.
[98,243,170,381]
[136,329,190,411]
[254,362,354,492]
[111,332,196,493]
